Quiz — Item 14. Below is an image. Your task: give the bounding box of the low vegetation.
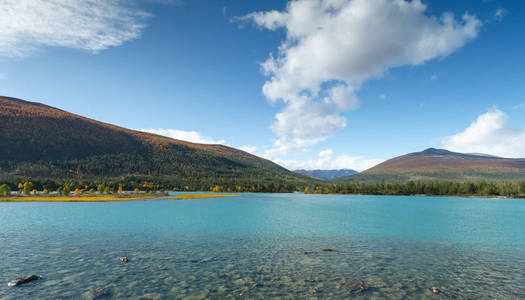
[302,180,525,198]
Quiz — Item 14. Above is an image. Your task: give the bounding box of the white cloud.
[0,0,149,57]
[379,94,387,100]
[443,108,525,158]
[513,103,525,110]
[242,0,481,155]
[272,149,383,172]
[137,128,226,145]
[431,74,438,81]
[239,145,257,154]
[494,8,508,22]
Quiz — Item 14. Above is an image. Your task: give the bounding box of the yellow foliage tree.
[23,182,33,195]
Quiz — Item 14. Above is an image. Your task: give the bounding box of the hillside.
[337,148,525,182]
[0,96,313,189]
[294,169,358,180]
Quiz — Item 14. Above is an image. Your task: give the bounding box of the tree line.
[3,177,525,198]
[300,180,525,198]
[0,177,299,196]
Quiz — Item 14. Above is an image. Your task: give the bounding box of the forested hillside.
[0,96,314,190]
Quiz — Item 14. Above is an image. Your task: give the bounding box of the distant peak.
[415,148,454,155]
[410,148,503,159]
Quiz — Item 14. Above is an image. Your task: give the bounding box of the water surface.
[1,193,524,299]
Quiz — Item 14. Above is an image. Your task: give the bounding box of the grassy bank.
[0,193,240,202]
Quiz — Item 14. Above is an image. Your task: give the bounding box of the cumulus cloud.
[137,128,226,145]
[241,0,481,155]
[0,0,149,57]
[443,108,525,158]
[272,149,383,172]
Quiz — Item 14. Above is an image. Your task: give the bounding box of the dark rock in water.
[91,287,111,299]
[7,275,42,287]
[304,251,313,255]
[344,278,369,294]
[119,256,129,263]
[322,248,336,252]
[430,287,441,294]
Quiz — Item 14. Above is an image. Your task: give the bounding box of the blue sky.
[1,0,524,171]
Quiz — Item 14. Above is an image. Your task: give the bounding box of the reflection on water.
[0,194,524,299]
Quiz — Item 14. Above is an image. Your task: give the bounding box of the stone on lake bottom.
[7,275,42,287]
[344,278,369,294]
[91,287,111,299]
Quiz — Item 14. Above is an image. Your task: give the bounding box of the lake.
[1,193,524,299]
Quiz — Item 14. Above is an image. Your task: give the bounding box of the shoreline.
[303,192,525,199]
[0,193,240,202]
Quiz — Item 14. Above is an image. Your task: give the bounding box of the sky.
[1,0,525,171]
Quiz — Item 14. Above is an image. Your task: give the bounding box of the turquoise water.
[1,193,524,299]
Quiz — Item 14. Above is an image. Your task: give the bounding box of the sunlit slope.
[0,96,311,185]
[337,148,525,182]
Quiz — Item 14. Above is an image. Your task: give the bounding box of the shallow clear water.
[1,193,524,299]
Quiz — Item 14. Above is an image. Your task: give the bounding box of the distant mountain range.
[294,169,358,180]
[0,96,313,187]
[337,148,525,182]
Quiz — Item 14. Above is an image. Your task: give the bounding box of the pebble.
[7,275,42,287]
[91,287,111,299]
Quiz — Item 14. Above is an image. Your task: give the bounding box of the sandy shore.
[0,193,240,202]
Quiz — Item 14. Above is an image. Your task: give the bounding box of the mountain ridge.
[0,96,314,188]
[294,169,358,180]
[336,148,525,182]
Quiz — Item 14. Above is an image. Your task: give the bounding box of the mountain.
[337,148,525,182]
[0,96,313,188]
[294,169,358,180]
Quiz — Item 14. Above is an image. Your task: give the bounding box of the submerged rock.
[430,287,441,294]
[343,278,369,294]
[7,275,42,287]
[91,287,111,299]
[120,257,129,263]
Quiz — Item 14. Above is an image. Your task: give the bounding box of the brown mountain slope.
[366,148,525,173]
[0,96,311,186]
[336,148,525,182]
